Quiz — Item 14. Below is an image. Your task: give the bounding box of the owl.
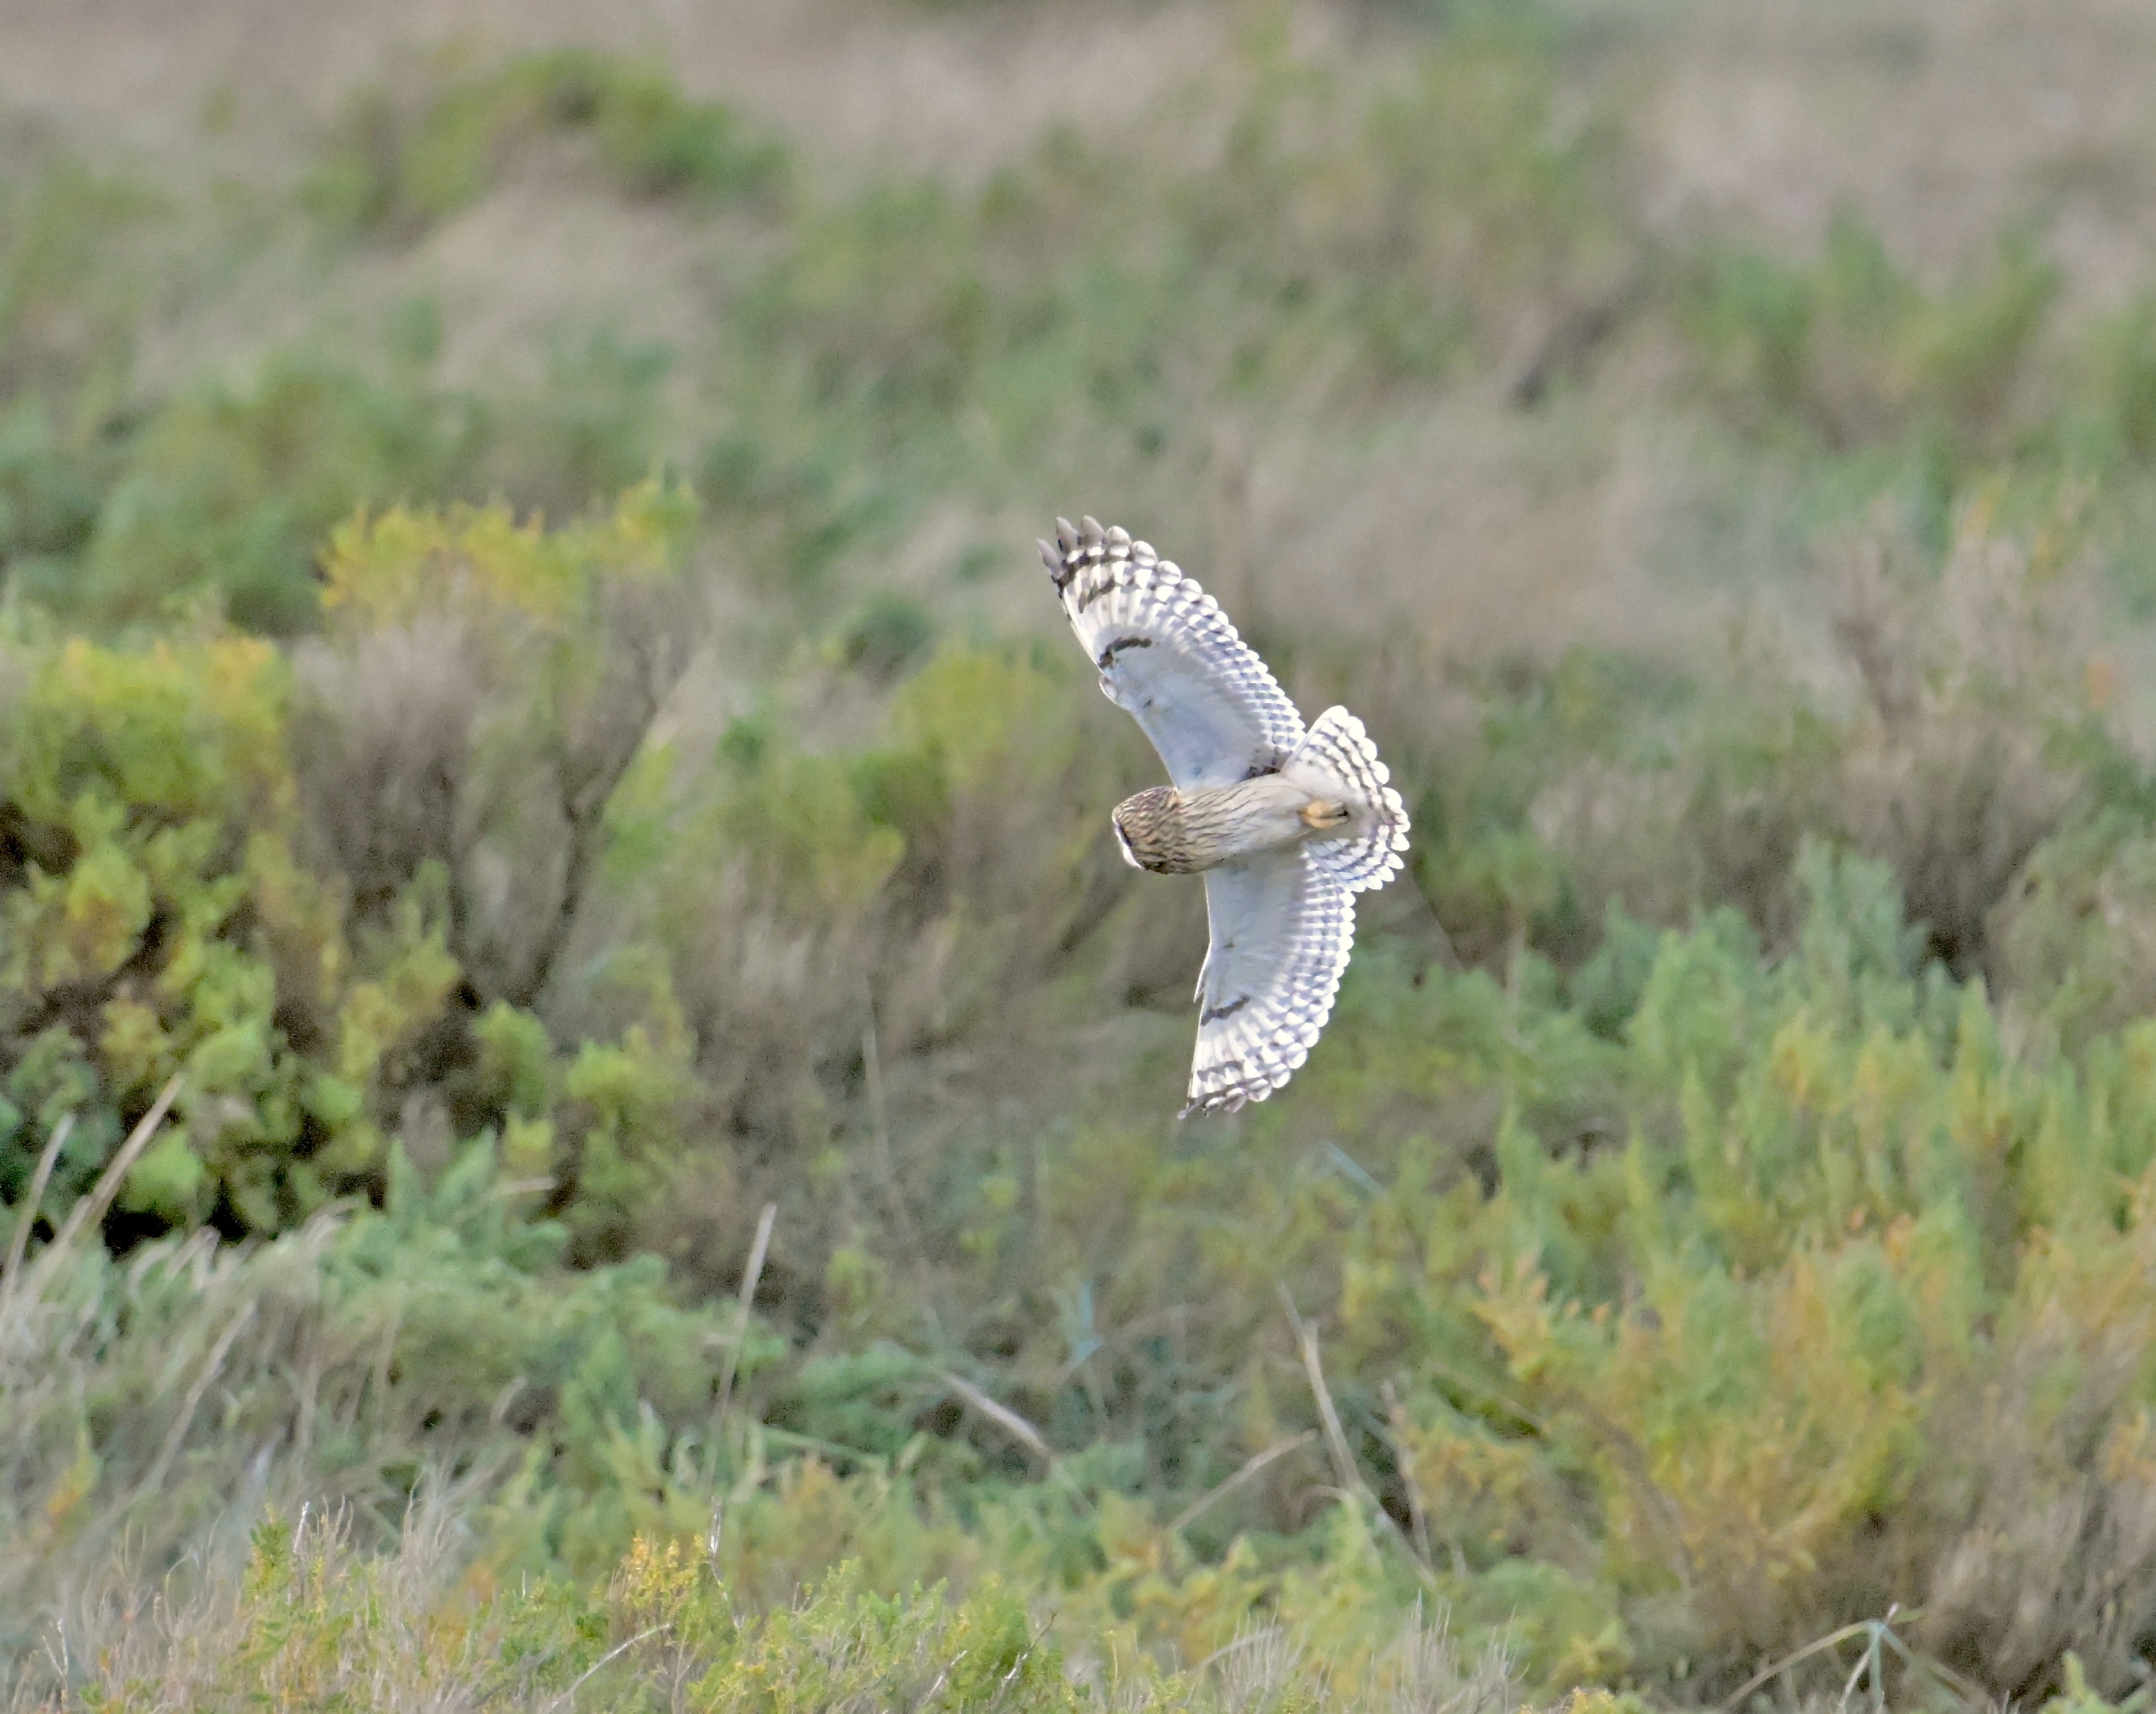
[1039,515,1410,1116]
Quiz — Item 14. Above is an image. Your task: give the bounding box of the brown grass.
[1827,507,2097,975]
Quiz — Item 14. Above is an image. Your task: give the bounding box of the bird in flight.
[1039,515,1410,1116]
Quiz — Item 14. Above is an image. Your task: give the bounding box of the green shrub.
[11,463,2155,1699]
[0,160,159,400]
[0,397,112,595]
[28,842,2156,1702]
[0,484,702,1237]
[1687,209,2060,459]
[0,1138,734,1638]
[0,161,162,608]
[304,49,788,240]
[496,325,678,518]
[79,349,485,633]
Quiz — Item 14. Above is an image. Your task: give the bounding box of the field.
[9,0,2156,1707]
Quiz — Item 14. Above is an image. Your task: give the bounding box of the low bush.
[0,484,703,1236]
[77,350,487,633]
[1687,210,2059,463]
[303,48,789,240]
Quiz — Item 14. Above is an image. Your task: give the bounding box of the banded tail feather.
[1290,707,1410,893]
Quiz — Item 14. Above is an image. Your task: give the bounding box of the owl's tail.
[1287,706,1411,893]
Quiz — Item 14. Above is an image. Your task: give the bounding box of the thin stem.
[714,1201,777,1421]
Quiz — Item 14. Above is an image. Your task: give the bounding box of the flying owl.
[1038,515,1410,1117]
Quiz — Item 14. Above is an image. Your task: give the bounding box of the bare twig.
[940,1370,1051,1468]
[1280,1288,1441,1589]
[1,1112,73,1297]
[1169,1432,1316,1535]
[917,1648,971,1710]
[863,1001,944,1346]
[1722,1620,1875,1712]
[1719,1606,1983,1712]
[134,1300,258,1504]
[566,1624,668,1706]
[715,1201,777,1420]
[1279,1287,1359,1494]
[1382,1378,1442,1570]
[18,1075,183,1305]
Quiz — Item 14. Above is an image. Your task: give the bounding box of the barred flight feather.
[1037,516,1303,791]
[1185,852,1355,1117]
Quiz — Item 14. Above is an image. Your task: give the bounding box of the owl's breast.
[1112,777,1310,874]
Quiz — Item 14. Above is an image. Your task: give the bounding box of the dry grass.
[7,1504,502,1714]
[0,1205,412,1650]
[2,1503,1530,1714]
[1490,500,2106,970]
[1827,507,2098,975]
[1922,1305,2156,1701]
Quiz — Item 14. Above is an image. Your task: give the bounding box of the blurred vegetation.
[3,1501,1523,1713]
[7,9,2156,1711]
[302,45,789,237]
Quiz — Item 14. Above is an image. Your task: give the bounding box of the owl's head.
[1112,785,1191,874]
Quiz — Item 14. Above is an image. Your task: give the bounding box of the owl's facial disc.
[1111,814,1144,870]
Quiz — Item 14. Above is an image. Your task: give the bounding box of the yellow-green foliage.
[0,477,1134,1253]
[0,631,346,1230]
[318,476,695,625]
[0,486,703,1235]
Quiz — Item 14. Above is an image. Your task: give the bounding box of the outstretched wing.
[1040,515,1304,790]
[1183,849,1355,1117]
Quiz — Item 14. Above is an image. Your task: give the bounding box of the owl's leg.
[1299,799,1350,830]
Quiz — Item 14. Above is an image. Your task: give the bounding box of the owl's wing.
[1040,515,1305,790]
[1183,849,1355,1117]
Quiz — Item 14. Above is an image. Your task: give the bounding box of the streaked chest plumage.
[1111,776,1313,874]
